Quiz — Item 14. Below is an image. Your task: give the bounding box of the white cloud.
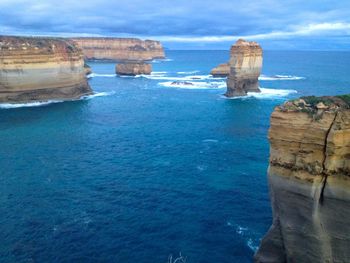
[153,22,350,42]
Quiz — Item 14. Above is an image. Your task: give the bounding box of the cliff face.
[255,96,350,263]
[0,36,92,103]
[116,62,152,76]
[71,38,165,61]
[226,39,262,97]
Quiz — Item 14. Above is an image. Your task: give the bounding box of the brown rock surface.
[0,36,92,103]
[255,95,350,263]
[71,37,165,61]
[210,63,229,77]
[116,62,152,76]
[226,39,263,97]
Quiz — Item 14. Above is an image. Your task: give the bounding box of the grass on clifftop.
[299,95,350,109]
[282,94,350,119]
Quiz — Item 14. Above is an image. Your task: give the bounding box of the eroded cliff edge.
[255,95,350,263]
[0,36,92,103]
[71,37,165,61]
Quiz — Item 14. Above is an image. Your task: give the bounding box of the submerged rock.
[255,95,350,263]
[0,36,92,103]
[170,81,194,86]
[210,63,230,77]
[115,62,152,76]
[71,37,165,61]
[226,39,263,97]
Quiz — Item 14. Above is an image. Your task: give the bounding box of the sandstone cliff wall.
[71,37,165,61]
[255,96,350,263]
[0,36,92,103]
[226,39,262,97]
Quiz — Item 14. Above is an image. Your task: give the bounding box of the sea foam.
[0,91,116,109]
[158,81,226,89]
[227,222,260,252]
[87,73,117,78]
[222,88,297,100]
[259,74,305,81]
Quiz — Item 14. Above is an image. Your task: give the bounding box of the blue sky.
[0,0,350,50]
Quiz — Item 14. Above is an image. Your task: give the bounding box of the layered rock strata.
[255,95,350,263]
[226,39,262,97]
[71,38,165,61]
[0,36,92,103]
[210,63,229,77]
[116,62,152,76]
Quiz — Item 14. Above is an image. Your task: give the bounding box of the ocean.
[0,50,350,262]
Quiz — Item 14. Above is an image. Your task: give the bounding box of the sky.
[0,0,350,50]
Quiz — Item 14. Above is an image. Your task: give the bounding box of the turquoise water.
[1,50,350,262]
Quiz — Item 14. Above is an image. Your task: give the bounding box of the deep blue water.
[1,50,350,262]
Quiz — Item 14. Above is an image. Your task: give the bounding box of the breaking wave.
[227,222,260,252]
[177,70,200,75]
[0,91,116,109]
[82,91,116,99]
[223,88,297,100]
[259,74,305,81]
[87,73,116,78]
[152,58,174,63]
[143,74,220,81]
[159,81,226,89]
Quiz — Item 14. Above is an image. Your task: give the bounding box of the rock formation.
[71,38,165,61]
[116,62,152,76]
[225,39,262,97]
[210,63,229,77]
[255,95,350,263]
[0,36,92,103]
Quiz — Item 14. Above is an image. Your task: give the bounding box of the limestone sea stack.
[71,38,165,61]
[226,39,263,97]
[116,62,152,76]
[0,36,92,103]
[255,95,350,263]
[210,63,230,77]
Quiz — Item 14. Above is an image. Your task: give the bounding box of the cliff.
[210,63,229,77]
[255,95,350,263]
[0,36,92,103]
[226,39,263,97]
[71,37,165,61]
[116,62,152,76]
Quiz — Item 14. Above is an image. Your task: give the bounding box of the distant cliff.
[255,95,350,263]
[210,63,229,77]
[116,62,152,76]
[0,36,92,103]
[71,37,165,61]
[226,39,262,97]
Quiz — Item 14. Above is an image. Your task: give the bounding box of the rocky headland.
[255,95,350,263]
[226,39,263,97]
[0,36,92,103]
[116,62,152,76]
[71,37,165,61]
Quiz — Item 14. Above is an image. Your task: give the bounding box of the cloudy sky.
[0,0,350,50]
